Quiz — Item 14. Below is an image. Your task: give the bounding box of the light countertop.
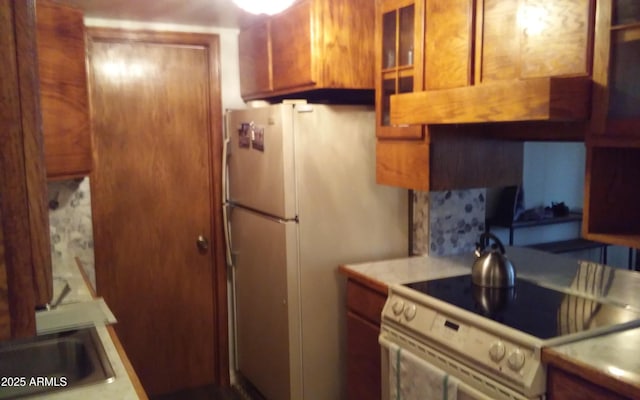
[340,246,640,396]
[544,327,640,398]
[30,257,144,400]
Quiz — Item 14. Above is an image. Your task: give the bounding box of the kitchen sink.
[0,327,115,399]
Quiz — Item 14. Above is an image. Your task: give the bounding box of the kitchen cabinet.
[238,0,375,101]
[389,0,593,128]
[376,0,424,140]
[0,0,53,340]
[238,20,271,96]
[583,0,640,248]
[36,0,93,180]
[547,365,630,400]
[375,0,547,190]
[590,0,640,140]
[345,279,387,400]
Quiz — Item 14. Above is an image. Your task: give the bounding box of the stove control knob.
[392,300,405,316]
[489,341,506,362]
[507,349,525,371]
[404,304,417,321]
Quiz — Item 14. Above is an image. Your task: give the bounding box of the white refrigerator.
[223,103,408,400]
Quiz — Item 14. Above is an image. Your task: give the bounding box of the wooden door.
[87,29,227,395]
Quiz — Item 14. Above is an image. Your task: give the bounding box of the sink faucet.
[46,281,71,311]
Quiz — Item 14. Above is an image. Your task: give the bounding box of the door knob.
[196,235,209,252]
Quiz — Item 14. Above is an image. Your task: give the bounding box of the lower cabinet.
[547,365,630,400]
[345,279,387,400]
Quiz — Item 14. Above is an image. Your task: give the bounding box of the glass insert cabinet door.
[593,0,640,137]
[608,1,640,128]
[376,0,424,139]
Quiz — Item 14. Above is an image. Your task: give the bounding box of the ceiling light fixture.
[232,0,296,16]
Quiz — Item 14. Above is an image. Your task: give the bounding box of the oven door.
[379,329,541,400]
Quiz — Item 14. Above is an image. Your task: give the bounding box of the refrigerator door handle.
[222,114,233,267]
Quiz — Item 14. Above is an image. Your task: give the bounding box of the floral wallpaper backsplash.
[47,178,96,289]
[413,189,486,256]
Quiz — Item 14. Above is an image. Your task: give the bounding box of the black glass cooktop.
[405,275,621,340]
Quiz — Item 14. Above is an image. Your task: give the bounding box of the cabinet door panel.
[238,20,272,96]
[482,0,519,82]
[1,0,52,339]
[271,1,314,90]
[547,366,628,400]
[424,0,473,89]
[37,0,92,179]
[607,28,640,121]
[520,0,593,78]
[0,214,9,340]
[347,312,381,400]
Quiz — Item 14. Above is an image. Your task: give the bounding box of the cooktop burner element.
[405,275,620,340]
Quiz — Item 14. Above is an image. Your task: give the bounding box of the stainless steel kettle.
[471,232,516,288]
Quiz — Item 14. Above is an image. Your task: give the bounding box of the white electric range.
[380,270,640,400]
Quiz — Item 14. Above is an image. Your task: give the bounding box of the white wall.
[488,142,631,269]
[522,142,585,210]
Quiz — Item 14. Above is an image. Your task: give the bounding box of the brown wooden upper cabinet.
[583,0,640,249]
[376,0,424,140]
[238,19,271,96]
[36,0,93,180]
[238,0,375,101]
[389,0,595,126]
[375,0,525,190]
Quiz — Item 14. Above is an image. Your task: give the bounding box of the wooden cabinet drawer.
[346,280,386,325]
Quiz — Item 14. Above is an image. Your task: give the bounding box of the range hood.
[390,76,591,125]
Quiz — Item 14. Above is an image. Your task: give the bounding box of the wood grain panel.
[584,146,640,238]
[76,258,149,399]
[481,0,519,82]
[240,0,375,100]
[390,76,591,124]
[376,135,430,190]
[36,0,92,179]
[547,365,630,400]
[19,0,52,309]
[0,209,9,341]
[520,0,594,78]
[346,280,386,325]
[424,0,473,89]
[347,312,382,400]
[88,29,226,395]
[238,19,271,97]
[271,0,314,90]
[543,347,640,400]
[318,0,375,88]
[0,0,48,339]
[430,127,523,190]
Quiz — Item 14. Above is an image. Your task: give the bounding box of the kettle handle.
[479,232,506,254]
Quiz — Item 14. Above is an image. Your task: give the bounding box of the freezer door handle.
[230,250,239,267]
[222,112,233,267]
[222,203,233,267]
